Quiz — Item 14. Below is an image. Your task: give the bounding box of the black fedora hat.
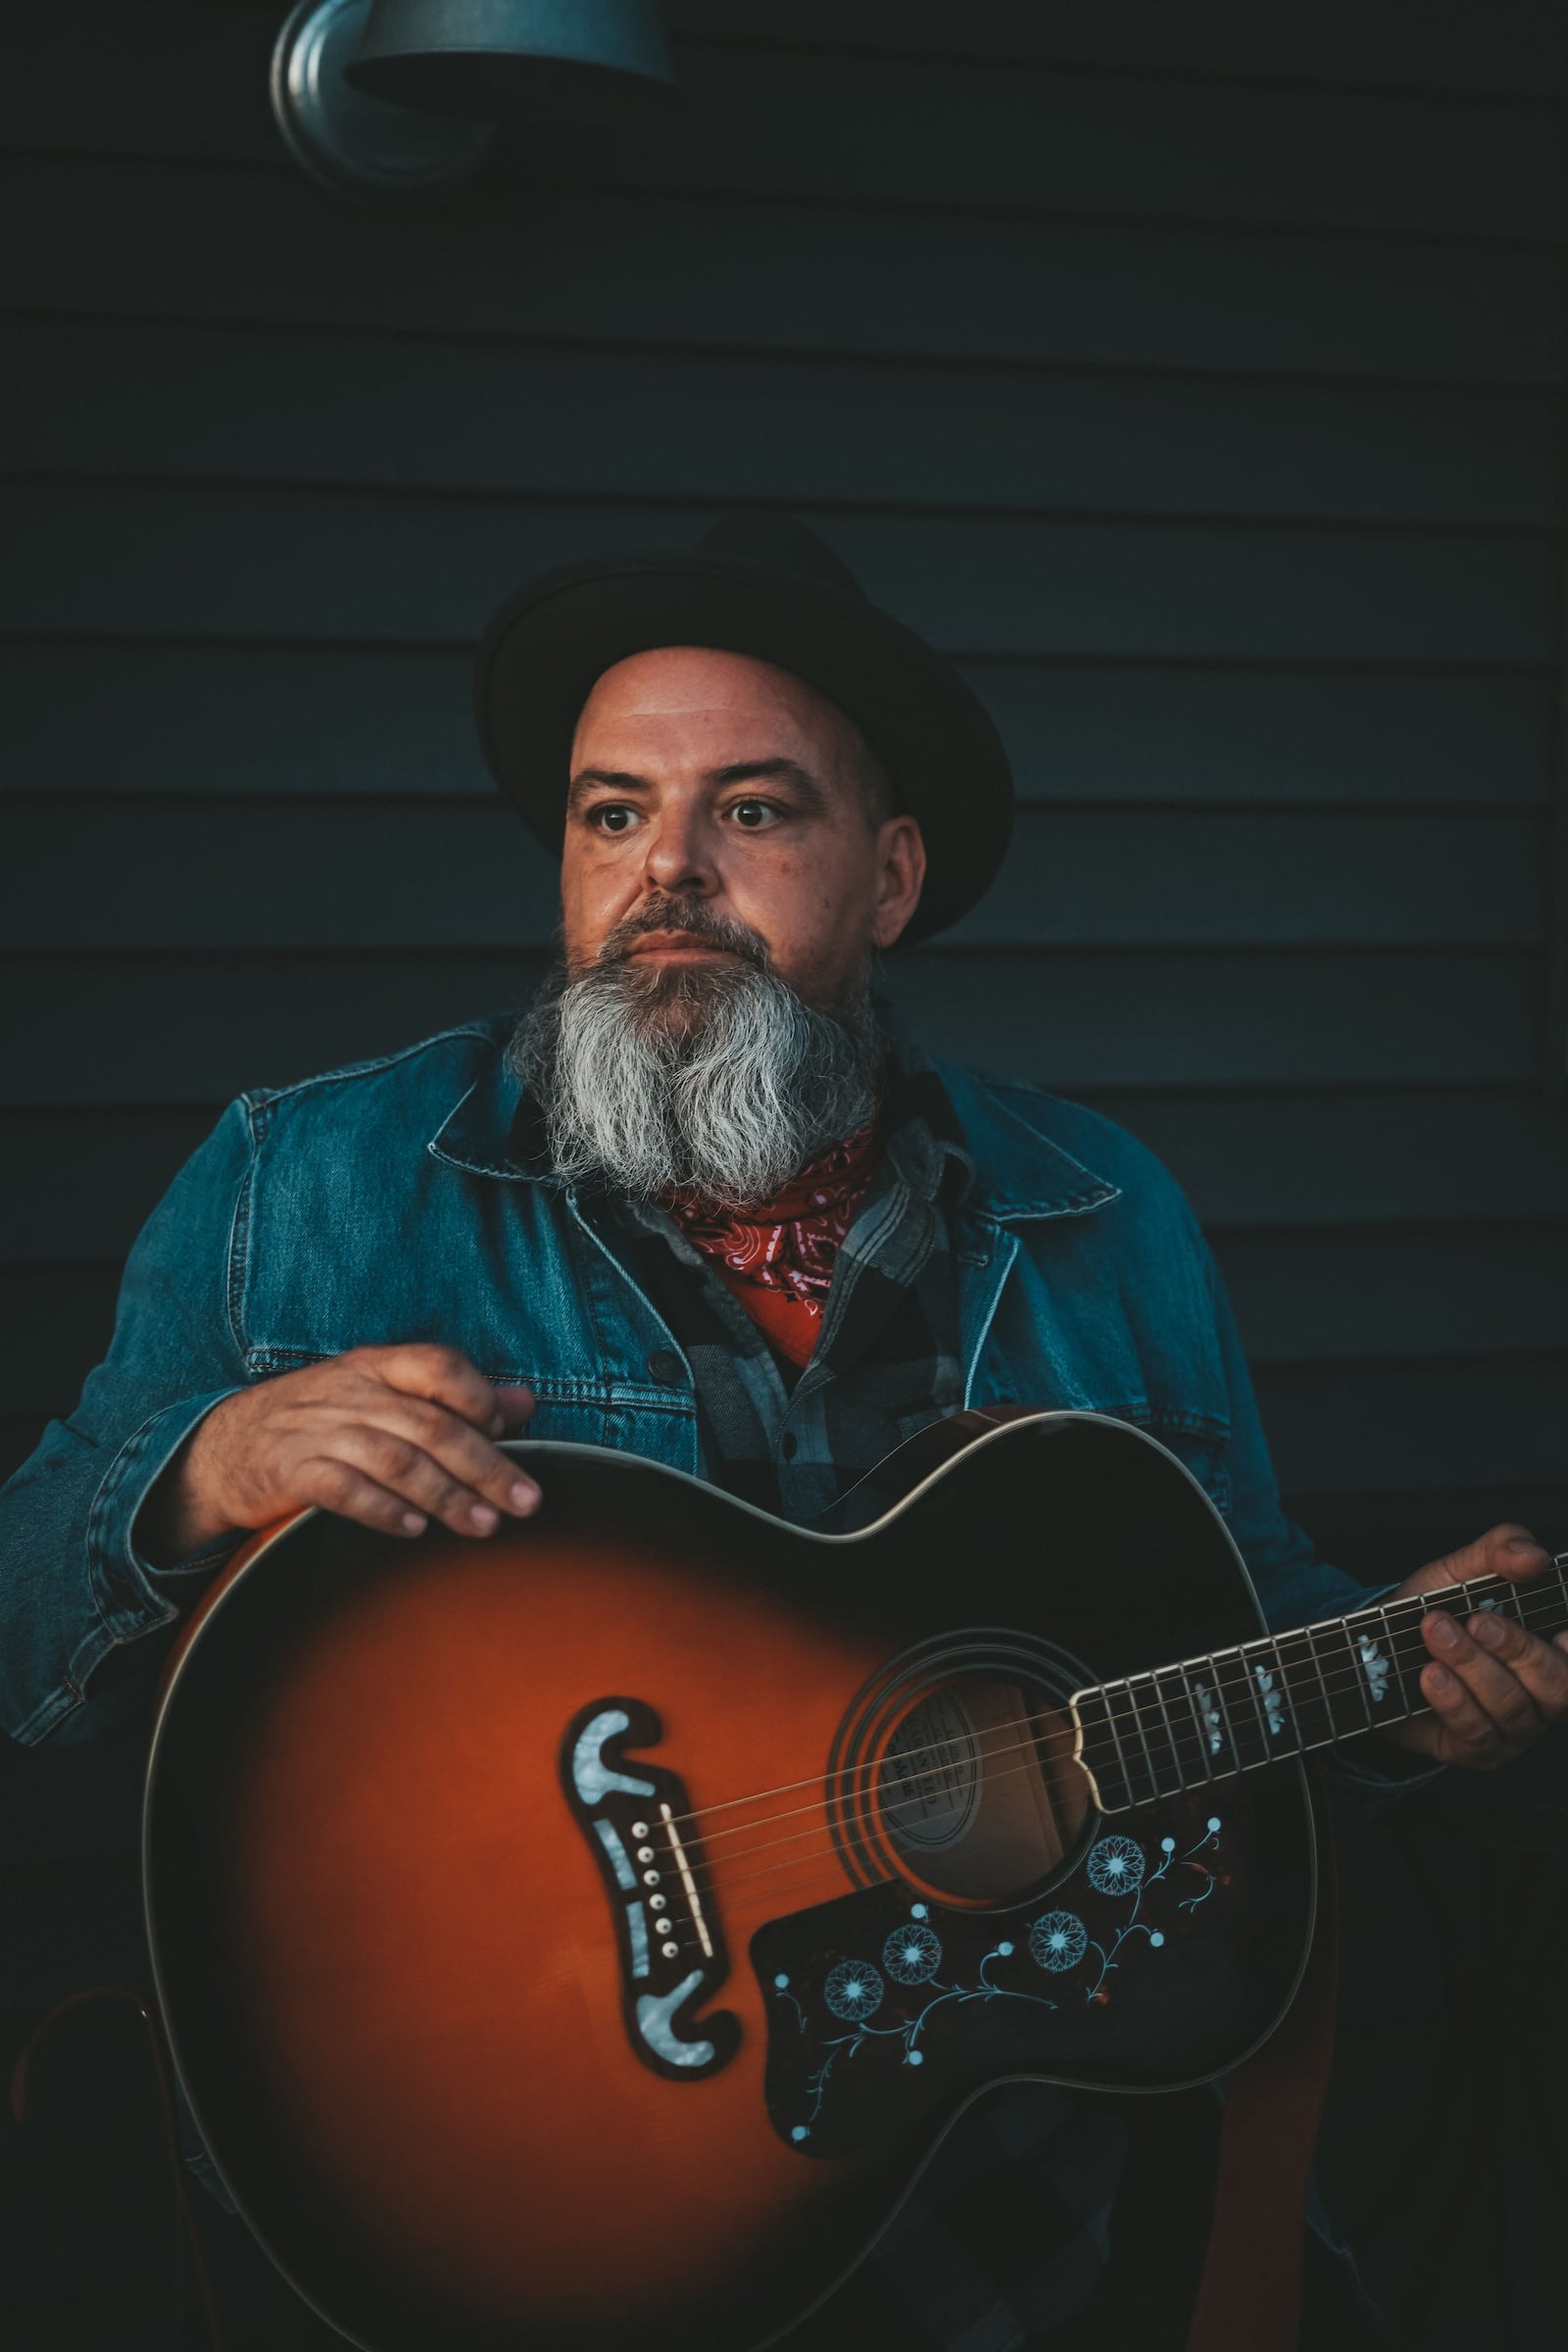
[472,513,1013,948]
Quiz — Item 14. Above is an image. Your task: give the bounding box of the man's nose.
[641,806,718,899]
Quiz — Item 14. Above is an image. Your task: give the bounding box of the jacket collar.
[427,1032,539,1181]
[426,1025,1119,1224]
[924,1056,1119,1224]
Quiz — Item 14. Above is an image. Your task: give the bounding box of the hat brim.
[472,549,1012,949]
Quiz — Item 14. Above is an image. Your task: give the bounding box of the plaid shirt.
[592,1043,1128,2352]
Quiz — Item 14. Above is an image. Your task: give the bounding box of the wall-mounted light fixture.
[270,0,679,203]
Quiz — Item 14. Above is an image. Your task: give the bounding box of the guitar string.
[660,1597,1547,1950]
[659,1566,1556,1836]
[645,1574,1564,1868]
[658,1726,1253,1957]
[662,1617,1559,1918]
[683,1642,1449,1910]
[662,1742,1101,1943]
[652,1582,1563,1887]
[653,1589,1565,1957]
[701,1739,1133,1903]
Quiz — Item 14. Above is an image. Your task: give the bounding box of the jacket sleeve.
[0,1102,255,1745]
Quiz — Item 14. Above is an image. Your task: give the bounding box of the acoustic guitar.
[142,1407,1565,2352]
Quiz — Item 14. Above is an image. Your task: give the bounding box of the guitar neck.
[1072,1551,1568,1812]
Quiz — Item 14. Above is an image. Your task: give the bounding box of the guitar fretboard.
[1071,1553,1568,1812]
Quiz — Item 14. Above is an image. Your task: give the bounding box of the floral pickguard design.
[760,1817,1224,2149]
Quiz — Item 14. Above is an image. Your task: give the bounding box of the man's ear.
[871,815,927,951]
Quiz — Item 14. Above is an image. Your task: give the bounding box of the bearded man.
[4,515,1566,2351]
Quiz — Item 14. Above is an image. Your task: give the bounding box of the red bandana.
[662,1122,880,1367]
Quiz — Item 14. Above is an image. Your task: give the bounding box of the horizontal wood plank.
[2,801,1544,954]
[3,646,1553,811]
[558,47,1568,245]
[1,951,1539,1106]
[1214,1224,1568,1366]
[956,810,1544,951]
[12,318,1561,528]
[1256,1351,1568,1496]
[667,1,1568,100]
[891,953,1542,1090]
[968,666,1557,808]
[10,1090,1568,1265]
[8,11,1564,243]
[3,486,1556,663]
[1,1111,217,1263]
[1079,1088,1568,1228]
[2,956,546,1109]
[1291,1486,1568,1584]
[11,158,1561,391]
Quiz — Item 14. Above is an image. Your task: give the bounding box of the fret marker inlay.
[1194,1682,1225,1755]
[1358,1636,1391,1704]
[1253,1663,1286,1737]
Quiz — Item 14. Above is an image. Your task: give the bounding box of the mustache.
[593,896,770,972]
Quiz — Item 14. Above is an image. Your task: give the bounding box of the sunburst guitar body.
[144,1410,1321,2351]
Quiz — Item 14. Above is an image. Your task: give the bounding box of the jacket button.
[647,1349,684,1387]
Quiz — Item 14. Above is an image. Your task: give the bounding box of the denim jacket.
[0,1017,1375,1746]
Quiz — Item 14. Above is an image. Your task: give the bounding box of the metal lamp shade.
[344,0,679,121]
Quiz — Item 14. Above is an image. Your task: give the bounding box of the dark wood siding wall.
[4,4,1567,2340]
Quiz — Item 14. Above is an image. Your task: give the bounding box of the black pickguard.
[753,1779,1277,2157]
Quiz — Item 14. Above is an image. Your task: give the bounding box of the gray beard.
[511,945,886,1210]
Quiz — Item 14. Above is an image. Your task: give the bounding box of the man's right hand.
[137,1345,539,1565]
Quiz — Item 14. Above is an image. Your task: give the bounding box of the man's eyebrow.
[566,767,653,808]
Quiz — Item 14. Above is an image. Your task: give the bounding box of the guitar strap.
[1184,1765,1339,2352]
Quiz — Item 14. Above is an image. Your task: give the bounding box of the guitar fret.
[1274,1622,1336,1751]
[1152,1665,1203,1788]
[1081,1682,1135,1811]
[1114,1677,1163,1804]
[1136,1671,1184,1797]
[1382,1596,1439,1722]
[1212,1643,1271,1772]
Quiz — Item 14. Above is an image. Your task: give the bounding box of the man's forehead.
[572,645,852,756]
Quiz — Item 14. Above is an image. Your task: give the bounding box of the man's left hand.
[1381,1524,1568,1768]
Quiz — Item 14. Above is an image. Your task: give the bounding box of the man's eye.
[730,800,778,829]
[590,804,638,833]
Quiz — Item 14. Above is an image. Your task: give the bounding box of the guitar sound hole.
[876,1674,1090,1903]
